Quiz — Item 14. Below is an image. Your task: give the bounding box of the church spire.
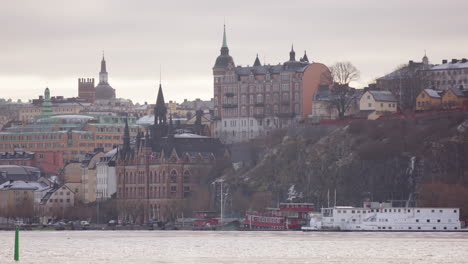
[99,52,108,84]
[154,83,167,125]
[121,117,131,159]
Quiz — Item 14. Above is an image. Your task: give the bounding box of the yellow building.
[416,89,443,111]
[0,180,49,222]
[359,90,398,119]
[441,87,468,109]
[62,150,104,204]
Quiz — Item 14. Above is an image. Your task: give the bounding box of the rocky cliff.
[221,111,468,218]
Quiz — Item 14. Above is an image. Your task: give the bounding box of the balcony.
[222,103,238,108]
[253,114,265,119]
[224,92,235,97]
[254,103,265,107]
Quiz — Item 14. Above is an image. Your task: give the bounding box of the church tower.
[150,83,168,150]
[95,53,116,100]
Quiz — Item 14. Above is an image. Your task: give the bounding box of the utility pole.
[220,180,223,224]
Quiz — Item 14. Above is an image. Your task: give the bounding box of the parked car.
[80,220,90,226]
[108,220,117,226]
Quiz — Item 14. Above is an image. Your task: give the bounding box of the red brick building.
[0,151,63,176]
[116,84,228,223]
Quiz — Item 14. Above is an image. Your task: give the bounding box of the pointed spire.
[100,52,107,73]
[253,54,261,67]
[122,117,131,159]
[289,44,296,61]
[302,50,309,62]
[222,24,228,48]
[154,83,167,125]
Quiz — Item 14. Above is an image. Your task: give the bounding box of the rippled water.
[0,231,467,263]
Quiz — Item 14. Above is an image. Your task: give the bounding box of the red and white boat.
[243,203,315,230]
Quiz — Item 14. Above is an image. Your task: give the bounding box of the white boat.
[302,201,462,231]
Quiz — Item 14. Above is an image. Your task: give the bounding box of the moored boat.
[302,201,463,232]
[243,203,314,230]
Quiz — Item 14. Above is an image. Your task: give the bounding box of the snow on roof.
[424,89,442,98]
[104,148,118,157]
[0,180,48,191]
[174,133,209,139]
[368,91,398,102]
[430,60,468,70]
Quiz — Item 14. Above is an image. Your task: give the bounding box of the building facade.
[116,84,227,223]
[212,26,331,142]
[359,90,398,119]
[421,58,468,91]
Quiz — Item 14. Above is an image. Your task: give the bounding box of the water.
[0,231,467,263]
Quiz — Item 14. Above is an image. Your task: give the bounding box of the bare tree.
[324,62,360,119]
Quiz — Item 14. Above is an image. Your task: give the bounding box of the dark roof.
[95,83,115,100]
[214,54,234,69]
[447,87,468,97]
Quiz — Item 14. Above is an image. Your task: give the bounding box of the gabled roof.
[423,89,442,98]
[368,91,398,102]
[446,87,468,97]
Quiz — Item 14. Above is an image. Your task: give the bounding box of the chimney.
[462,58,467,63]
[442,59,447,64]
[451,59,458,63]
[408,60,414,66]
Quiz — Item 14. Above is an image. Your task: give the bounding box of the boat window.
[376,209,379,213]
[352,210,355,214]
[408,227,412,230]
[382,227,386,229]
[437,219,441,223]
[398,209,401,212]
[408,209,411,213]
[418,227,421,230]
[352,219,356,222]
[431,209,435,213]
[454,210,457,213]
[427,219,430,223]
[384,209,387,212]
[357,210,360,213]
[416,219,419,222]
[439,210,443,213]
[444,227,447,230]
[455,227,458,230]
[371,209,374,213]
[388,227,392,229]
[433,227,436,230]
[417,210,420,213]
[337,210,341,213]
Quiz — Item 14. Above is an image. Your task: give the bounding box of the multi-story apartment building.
[421,58,468,91]
[0,114,139,162]
[212,26,331,142]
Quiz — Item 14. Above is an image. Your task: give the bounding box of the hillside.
[220,111,468,218]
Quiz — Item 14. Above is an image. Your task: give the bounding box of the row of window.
[337,209,457,214]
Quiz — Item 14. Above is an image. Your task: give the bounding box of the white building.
[359,90,398,119]
[96,148,117,200]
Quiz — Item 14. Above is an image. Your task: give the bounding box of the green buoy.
[14,226,19,261]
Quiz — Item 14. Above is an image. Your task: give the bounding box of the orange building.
[441,87,468,109]
[416,89,443,111]
[0,114,139,162]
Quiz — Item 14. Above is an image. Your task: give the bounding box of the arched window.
[257,94,263,103]
[170,170,177,183]
[183,171,190,183]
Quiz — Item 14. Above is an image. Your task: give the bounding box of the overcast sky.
[1,0,467,104]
